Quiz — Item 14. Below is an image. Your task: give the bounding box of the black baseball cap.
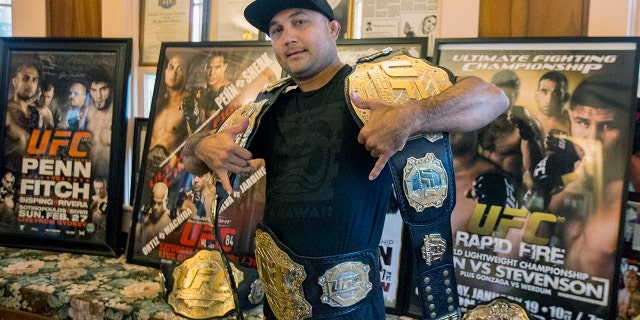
[244,0,335,35]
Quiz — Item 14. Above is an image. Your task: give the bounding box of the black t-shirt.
[250,65,391,319]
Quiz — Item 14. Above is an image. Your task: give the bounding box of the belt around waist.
[254,225,380,320]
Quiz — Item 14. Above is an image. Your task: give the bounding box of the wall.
[12,0,47,36]
[12,0,637,109]
[9,0,639,206]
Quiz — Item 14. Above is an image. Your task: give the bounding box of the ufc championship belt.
[346,48,460,319]
[166,249,261,319]
[463,298,530,320]
[164,195,263,319]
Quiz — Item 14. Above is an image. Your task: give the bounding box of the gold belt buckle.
[346,51,453,140]
[463,298,530,320]
[255,229,312,320]
[167,249,244,319]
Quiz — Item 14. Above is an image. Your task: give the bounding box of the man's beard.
[17,90,37,102]
[95,97,112,110]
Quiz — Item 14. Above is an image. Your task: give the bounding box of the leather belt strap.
[346,48,460,320]
[389,135,460,320]
[255,225,379,319]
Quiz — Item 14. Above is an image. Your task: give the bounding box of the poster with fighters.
[407,37,640,319]
[126,41,282,271]
[0,38,132,256]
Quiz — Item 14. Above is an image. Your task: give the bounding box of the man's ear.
[329,20,341,39]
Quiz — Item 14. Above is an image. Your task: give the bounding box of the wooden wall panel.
[49,0,101,37]
[479,0,589,37]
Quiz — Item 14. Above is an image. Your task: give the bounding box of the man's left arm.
[350,76,509,180]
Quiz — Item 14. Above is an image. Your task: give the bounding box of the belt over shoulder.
[345,48,461,320]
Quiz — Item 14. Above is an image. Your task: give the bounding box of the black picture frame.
[130,117,149,207]
[431,37,640,320]
[0,37,132,256]
[127,41,282,268]
[336,37,429,64]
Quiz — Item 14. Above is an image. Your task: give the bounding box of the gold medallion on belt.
[463,298,530,320]
[167,249,244,319]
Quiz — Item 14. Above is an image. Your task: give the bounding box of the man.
[182,0,508,318]
[510,71,571,183]
[90,178,108,238]
[4,63,41,173]
[550,75,629,278]
[479,70,524,176]
[36,80,55,130]
[620,269,640,319]
[135,182,172,250]
[189,173,215,219]
[150,53,190,156]
[513,74,631,278]
[59,81,89,131]
[87,67,114,179]
[203,52,232,111]
[0,171,17,231]
[533,71,571,141]
[183,52,234,130]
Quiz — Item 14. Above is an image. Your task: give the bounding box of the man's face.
[90,81,112,110]
[206,56,228,87]
[151,185,168,216]
[2,174,14,189]
[68,83,87,108]
[268,8,339,81]
[39,87,54,108]
[625,270,639,289]
[164,55,186,90]
[13,66,39,102]
[536,79,563,115]
[192,175,206,192]
[569,104,625,159]
[93,181,107,198]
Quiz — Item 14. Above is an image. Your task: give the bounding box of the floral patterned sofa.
[0,247,412,320]
[0,246,264,320]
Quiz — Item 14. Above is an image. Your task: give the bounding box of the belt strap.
[389,135,460,320]
[345,48,461,319]
[255,225,380,319]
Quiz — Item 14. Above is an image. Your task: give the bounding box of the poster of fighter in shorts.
[404,37,640,320]
[127,41,282,269]
[0,38,131,256]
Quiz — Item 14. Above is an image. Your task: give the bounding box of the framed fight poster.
[127,41,282,269]
[0,37,132,256]
[425,37,640,319]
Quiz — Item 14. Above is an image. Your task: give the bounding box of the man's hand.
[349,91,413,180]
[508,105,537,141]
[194,117,254,194]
